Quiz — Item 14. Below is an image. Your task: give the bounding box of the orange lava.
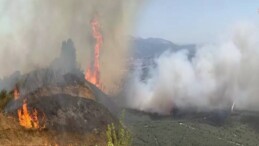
[85,17,103,89]
[17,100,45,129]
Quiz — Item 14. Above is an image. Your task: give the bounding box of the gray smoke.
[0,0,139,92]
[126,23,259,115]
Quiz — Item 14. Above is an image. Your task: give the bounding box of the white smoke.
[126,23,259,115]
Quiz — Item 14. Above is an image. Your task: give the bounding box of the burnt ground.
[0,68,120,145]
[125,110,259,146]
[8,94,118,133]
[0,112,108,146]
[1,94,118,146]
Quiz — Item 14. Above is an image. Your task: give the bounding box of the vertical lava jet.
[85,17,103,89]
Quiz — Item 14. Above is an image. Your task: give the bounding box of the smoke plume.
[0,0,139,91]
[126,23,259,115]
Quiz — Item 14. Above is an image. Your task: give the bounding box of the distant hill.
[127,37,197,81]
[130,37,196,59]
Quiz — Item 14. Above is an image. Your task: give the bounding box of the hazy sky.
[135,0,259,44]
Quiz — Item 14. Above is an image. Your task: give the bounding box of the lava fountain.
[85,17,103,89]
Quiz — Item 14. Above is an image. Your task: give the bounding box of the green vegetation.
[0,89,13,111]
[106,123,131,146]
[125,110,259,146]
[106,111,132,146]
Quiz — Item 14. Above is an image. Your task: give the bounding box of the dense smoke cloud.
[126,23,259,115]
[0,0,139,91]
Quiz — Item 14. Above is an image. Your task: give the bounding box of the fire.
[85,17,103,89]
[13,86,20,100]
[17,100,45,129]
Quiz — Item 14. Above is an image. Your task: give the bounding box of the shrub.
[0,90,13,111]
[106,111,132,146]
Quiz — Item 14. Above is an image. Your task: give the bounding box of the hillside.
[0,73,119,145]
[0,112,107,146]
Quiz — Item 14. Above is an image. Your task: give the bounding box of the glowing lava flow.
[17,100,44,129]
[85,17,103,89]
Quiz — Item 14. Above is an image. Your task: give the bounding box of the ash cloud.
[0,0,139,92]
[125,23,259,115]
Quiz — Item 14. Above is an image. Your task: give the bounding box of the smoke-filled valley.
[125,24,259,115]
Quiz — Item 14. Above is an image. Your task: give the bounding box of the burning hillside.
[0,87,118,145]
[0,9,128,144]
[0,27,121,145]
[10,94,118,133]
[0,112,109,145]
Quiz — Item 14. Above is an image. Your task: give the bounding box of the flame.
[13,87,20,100]
[85,17,103,89]
[17,100,45,129]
